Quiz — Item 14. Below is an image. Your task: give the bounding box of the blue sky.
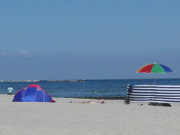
[0,0,180,80]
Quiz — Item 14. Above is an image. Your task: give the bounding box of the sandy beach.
[0,95,180,135]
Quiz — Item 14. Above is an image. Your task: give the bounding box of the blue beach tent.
[13,84,55,102]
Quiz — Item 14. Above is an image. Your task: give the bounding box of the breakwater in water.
[0,79,85,83]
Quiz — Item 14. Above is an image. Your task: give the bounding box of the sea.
[1,78,180,99]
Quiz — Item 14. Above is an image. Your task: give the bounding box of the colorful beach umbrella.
[136,63,174,74]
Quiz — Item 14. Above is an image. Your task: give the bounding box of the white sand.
[0,95,180,135]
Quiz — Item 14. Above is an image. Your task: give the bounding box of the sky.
[0,0,180,80]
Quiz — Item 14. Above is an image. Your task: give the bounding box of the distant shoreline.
[0,78,179,83]
[0,79,86,83]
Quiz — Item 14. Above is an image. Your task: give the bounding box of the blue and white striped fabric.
[126,85,180,103]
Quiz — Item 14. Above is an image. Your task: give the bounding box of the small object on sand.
[148,102,171,107]
[69,99,106,104]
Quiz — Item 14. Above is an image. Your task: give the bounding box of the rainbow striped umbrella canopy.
[136,64,174,73]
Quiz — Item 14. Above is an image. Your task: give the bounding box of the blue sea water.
[1,79,180,98]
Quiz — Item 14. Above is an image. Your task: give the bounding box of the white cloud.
[1,50,31,58]
[15,50,31,57]
[1,52,9,57]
